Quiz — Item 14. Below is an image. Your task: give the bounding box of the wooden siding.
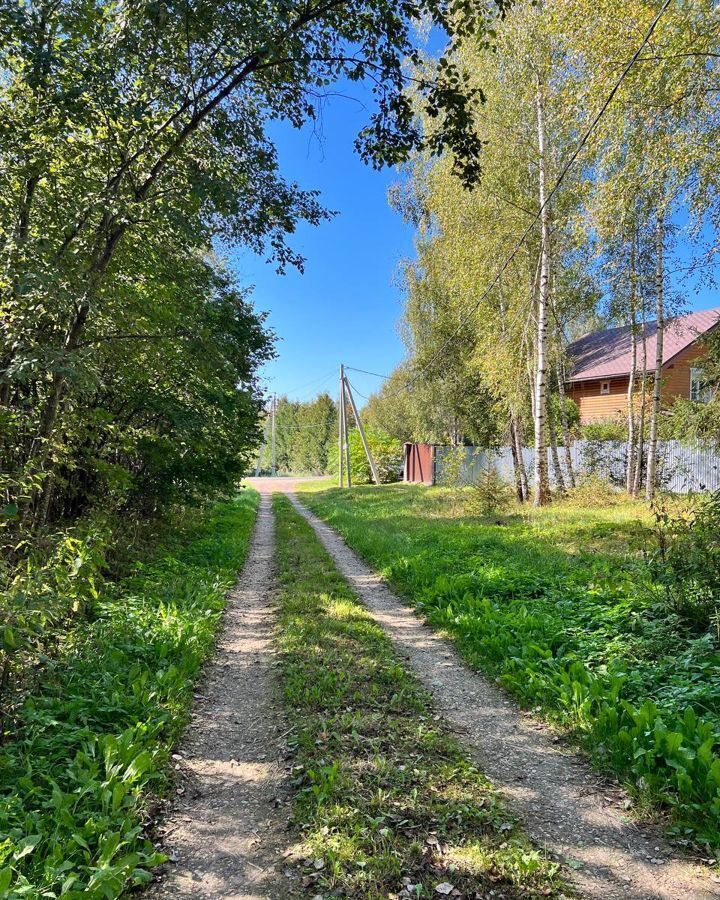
[567,342,707,423]
[567,376,629,422]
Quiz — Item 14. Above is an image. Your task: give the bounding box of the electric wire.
[345,366,392,380]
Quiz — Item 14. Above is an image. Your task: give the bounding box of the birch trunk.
[632,304,648,498]
[645,209,665,502]
[510,417,523,501]
[555,357,576,488]
[533,82,551,506]
[511,415,529,502]
[547,402,566,493]
[625,230,638,493]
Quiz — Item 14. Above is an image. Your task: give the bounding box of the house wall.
[566,376,629,422]
[662,342,705,399]
[566,343,707,423]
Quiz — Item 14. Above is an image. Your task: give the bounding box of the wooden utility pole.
[338,370,344,487]
[255,415,270,477]
[344,375,380,485]
[270,393,277,477]
[340,365,351,487]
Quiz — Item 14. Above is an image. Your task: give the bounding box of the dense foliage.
[0,491,258,897]
[258,394,401,480]
[301,484,720,848]
[332,426,404,484]
[258,393,337,474]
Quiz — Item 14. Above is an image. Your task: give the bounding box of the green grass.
[296,482,720,850]
[0,490,259,899]
[273,494,565,898]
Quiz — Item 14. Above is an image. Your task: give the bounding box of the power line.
[345,365,392,380]
[346,379,371,401]
[259,419,332,430]
[377,0,673,401]
[294,371,338,401]
[264,368,337,403]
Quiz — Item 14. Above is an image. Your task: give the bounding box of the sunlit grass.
[273,494,565,898]
[298,482,720,848]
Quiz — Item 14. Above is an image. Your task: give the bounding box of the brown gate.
[403,443,435,485]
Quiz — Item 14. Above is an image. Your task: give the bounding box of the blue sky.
[231,85,415,405]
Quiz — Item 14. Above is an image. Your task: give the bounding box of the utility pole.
[270,393,277,477]
[340,365,351,487]
[344,375,380,485]
[338,368,344,488]
[255,415,270,477]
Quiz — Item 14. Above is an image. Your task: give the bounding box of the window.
[690,367,712,403]
[600,381,610,396]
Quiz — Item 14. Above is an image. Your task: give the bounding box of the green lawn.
[296,482,720,850]
[273,494,564,898]
[0,490,259,899]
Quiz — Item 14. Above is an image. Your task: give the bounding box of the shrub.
[662,397,720,450]
[438,445,472,489]
[466,465,514,516]
[333,427,403,484]
[563,474,624,508]
[1,524,109,734]
[581,417,627,442]
[645,490,720,631]
[550,394,580,437]
[436,446,475,516]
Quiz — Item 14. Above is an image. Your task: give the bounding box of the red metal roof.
[567,306,720,382]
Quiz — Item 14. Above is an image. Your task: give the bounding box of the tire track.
[147,494,292,899]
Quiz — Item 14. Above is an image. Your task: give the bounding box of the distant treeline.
[258,393,337,475]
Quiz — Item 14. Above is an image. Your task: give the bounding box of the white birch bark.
[626,230,638,493]
[533,81,551,506]
[633,302,648,498]
[645,209,665,502]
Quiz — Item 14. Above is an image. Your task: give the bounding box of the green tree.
[292,393,337,473]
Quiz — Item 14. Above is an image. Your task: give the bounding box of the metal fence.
[433,440,720,494]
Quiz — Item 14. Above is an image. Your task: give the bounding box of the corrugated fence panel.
[433,441,720,494]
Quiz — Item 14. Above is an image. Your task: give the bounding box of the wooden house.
[565,307,720,423]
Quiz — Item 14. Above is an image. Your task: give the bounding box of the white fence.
[434,440,720,494]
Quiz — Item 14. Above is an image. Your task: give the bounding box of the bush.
[437,445,472,489]
[662,398,720,449]
[581,417,627,442]
[550,394,581,437]
[645,490,720,631]
[1,524,109,732]
[333,428,403,484]
[563,474,624,508]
